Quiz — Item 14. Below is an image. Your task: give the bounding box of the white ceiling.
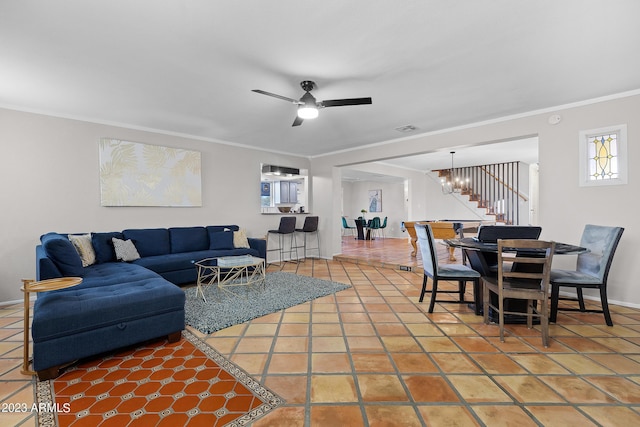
[2,0,639,167]
[342,137,539,182]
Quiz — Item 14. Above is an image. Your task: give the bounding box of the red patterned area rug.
[34,330,283,427]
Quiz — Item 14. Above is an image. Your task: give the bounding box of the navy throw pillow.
[92,232,123,263]
[41,233,84,276]
[209,231,234,250]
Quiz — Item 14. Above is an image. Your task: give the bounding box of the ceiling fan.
[252,80,372,126]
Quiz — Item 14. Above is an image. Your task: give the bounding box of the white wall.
[423,172,491,221]
[0,108,309,302]
[536,96,639,306]
[312,93,640,308]
[342,180,405,238]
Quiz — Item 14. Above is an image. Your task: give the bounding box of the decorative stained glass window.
[588,133,618,181]
[579,125,627,187]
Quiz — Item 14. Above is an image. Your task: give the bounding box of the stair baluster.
[434,161,526,225]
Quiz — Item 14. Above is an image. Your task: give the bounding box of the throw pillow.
[91,231,123,263]
[209,231,234,250]
[234,228,250,248]
[68,233,96,267]
[41,233,84,276]
[112,237,141,262]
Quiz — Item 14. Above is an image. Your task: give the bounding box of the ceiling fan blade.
[292,116,304,127]
[252,89,300,104]
[321,97,372,107]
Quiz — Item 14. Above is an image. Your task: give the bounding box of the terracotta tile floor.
[2,236,640,426]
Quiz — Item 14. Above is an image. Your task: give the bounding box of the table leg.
[196,265,209,303]
[21,279,35,375]
[410,237,418,257]
[448,246,457,262]
[355,221,366,240]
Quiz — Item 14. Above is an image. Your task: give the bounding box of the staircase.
[434,161,526,225]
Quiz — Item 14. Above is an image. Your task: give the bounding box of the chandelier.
[441,151,469,195]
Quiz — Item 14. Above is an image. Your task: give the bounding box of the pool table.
[402,220,483,261]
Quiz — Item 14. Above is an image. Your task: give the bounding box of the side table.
[21,277,82,375]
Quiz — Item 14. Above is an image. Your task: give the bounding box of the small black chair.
[415,223,480,313]
[267,216,298,264]
[550,224,624,326]
[295,216,320,260]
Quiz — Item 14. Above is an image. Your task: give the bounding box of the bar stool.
[295,216,319,260]
[267,216,298,264]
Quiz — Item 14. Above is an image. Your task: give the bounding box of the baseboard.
[558,290,640,310]
[0,297,31,307]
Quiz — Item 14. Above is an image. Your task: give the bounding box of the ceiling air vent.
[395,125,418,133]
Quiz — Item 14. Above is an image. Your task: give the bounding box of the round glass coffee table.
[195,256,265,302]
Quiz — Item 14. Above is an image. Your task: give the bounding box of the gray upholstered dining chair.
[415,223,480,313]
[549,224,624,326]
[482,239,555,347]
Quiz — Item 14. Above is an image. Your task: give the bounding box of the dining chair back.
[415,224,480,313]
[482,239,555,347]
[476,225,542,243]
[341,216,356,237]
[380,216,388,238]
[370,216,381,239]
[549,224,624,326]
[473,225,543,273]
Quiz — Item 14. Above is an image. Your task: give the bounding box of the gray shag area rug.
[184,271,351,334]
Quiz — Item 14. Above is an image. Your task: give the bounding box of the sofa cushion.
[209,231,234,250]
[32,263,184,342]
[122,228,170,257]
[69,262,161,288]
[68,233,96,267]
[92,232,123,264]
[170,227,209,253]
[133,251,210,274]
[41,233,84,277]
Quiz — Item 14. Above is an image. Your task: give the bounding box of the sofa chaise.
[33,225,266,379]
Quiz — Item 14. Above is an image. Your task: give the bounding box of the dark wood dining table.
[445,237,588,322]
[354,219,374,240]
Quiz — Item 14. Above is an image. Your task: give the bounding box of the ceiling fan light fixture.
[297,105,318,119]
[252,80,371,126]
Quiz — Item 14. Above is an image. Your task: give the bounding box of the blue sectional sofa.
[34,225,266,379]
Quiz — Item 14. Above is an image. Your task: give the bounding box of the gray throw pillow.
[112,237,141,262]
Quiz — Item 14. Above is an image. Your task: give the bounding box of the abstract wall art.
[368,189,382,212]
[99,138,202,207]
